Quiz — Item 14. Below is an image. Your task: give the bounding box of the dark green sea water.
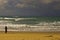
[0,16,60,25]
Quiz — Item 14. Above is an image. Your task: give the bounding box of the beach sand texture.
[0,32,60,40]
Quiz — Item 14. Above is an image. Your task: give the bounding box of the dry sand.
[0,32,60,40]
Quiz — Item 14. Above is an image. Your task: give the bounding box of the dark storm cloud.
[0,0,60,16]
[47,1,60,16]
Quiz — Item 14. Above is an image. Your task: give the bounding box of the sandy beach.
[0,32,60,40]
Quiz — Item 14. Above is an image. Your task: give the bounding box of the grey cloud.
[0,0,60,16]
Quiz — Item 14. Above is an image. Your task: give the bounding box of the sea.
[0,16,60,32]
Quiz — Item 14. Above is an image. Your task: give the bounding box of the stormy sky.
[0,0,60,16]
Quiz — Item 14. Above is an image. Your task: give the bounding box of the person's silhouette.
[5,26,7,33]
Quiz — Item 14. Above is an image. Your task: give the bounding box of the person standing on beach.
[5,26,7,33]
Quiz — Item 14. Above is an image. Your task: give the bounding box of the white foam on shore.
[0,17,60,32]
